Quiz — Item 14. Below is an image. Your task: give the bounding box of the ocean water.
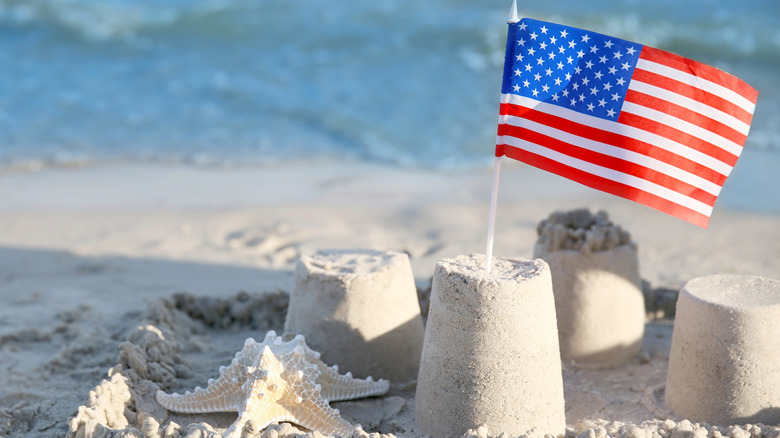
[0,0,778,175]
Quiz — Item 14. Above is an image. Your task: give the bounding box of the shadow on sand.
[0,245,292,438]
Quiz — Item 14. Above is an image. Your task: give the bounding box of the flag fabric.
[496,18,758,228]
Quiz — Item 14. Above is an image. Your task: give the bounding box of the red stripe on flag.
[499,102,728,186]
[500,143,711,228]
[617,111,740,167]
[498,122,718,206]
[624,90,748,146]
[639,46,759,103]
[630,69,754,125]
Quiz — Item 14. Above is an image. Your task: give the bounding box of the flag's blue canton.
[503,18,643,121]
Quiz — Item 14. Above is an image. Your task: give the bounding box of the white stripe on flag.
[499,113,723,196]
[627,80,751,136]
[497,133,715,217]
[621,101,744,156]
[635,59,756,113]
[500,93,734,175]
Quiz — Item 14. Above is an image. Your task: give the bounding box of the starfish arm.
[274,345,359,436]
[156,362,247,413]
[222,401,251,438]
[224,392,357,438]
[290,334,389,402]
[316,364,390,402]
[222,397,278,438]
[225,355,356,438]
[224,393,304,438]
[156,386,244,414]
[283,397,357,437]
[223,358,292,438]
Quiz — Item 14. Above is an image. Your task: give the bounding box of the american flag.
[496,18,758,228]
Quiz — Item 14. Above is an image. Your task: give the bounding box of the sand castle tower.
[666,274,780,424]
[283,249,425,382]
[415,254,566,437]
[533,209,645,368]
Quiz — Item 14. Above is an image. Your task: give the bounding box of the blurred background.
[0,0,777,210]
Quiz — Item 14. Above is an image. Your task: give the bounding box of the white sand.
[0,161,779,437]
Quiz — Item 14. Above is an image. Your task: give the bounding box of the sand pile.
[67,291,291,438]
[535,209,632,254]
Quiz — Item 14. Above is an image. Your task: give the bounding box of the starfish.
[155,331,390,438]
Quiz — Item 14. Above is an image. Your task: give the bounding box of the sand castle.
[666,274,780,425]
[60,224,780,438]
[61,244,780,438]
[284,249,425,382]
[533,209,645,367]
[415,254,566,437]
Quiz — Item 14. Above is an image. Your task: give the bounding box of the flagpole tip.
[506,0,520,23]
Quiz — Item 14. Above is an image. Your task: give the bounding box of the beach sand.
[0,161,778,438]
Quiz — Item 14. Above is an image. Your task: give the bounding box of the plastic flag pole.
[485,156,502,274]
[506,0,519,24]
[485,1,520,274]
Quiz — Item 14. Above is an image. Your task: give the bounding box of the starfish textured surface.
[155,331,390,438]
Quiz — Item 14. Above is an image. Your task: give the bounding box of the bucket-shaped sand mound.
[415,254,565,437]
[284,249,425,382]
[533,209,645,368]
[666,274,780,424]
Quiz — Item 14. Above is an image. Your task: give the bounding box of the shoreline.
[1,147,778,213]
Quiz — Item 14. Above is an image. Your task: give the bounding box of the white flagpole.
[485,156,502,274]
[485,1,520,274]
[506,0,519,24]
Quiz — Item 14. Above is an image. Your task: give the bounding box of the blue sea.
[1,0,778,200]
